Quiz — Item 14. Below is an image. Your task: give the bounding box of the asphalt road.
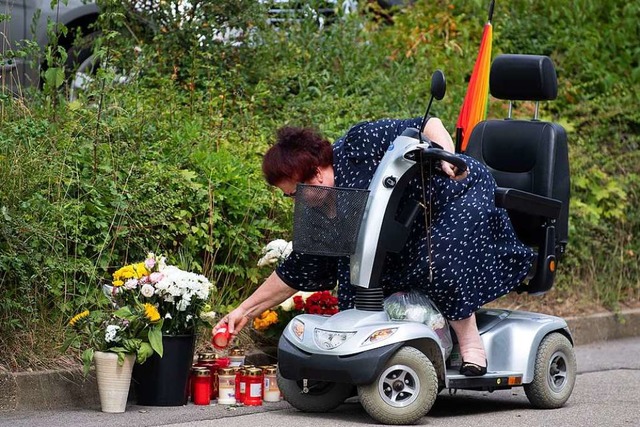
[2,337,639,427]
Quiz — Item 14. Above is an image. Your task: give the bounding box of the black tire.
[277,370,355,412]
[358,346,438,425]
[524,332,577,409]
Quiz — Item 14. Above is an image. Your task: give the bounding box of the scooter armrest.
[495,187,562,219]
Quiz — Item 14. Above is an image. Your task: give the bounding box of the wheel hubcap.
[378,364,420,408]
[547,350,568,392]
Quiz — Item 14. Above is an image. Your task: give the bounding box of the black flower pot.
[132,334,195,406]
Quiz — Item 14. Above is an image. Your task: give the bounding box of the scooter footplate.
[446,369,523,390]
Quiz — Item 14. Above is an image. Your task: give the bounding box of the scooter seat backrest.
[465,54,570,250]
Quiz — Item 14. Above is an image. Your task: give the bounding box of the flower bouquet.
[106,253,215,406]
[108,253,215,336]
[253,290,339,339]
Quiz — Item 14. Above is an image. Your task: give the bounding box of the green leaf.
[136,342,154,364]
[148,326,163,357]
[81,348,94,376]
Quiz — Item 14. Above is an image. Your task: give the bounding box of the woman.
[213,117,534,376]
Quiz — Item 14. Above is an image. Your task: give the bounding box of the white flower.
[257,239,293,267]
[279,296,296,312]
[141,284,155,298]
[165,313,172,319]
[177,299,190,312]
[105,325,121,343]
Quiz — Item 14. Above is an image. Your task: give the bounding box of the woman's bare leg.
[449,312,486,367]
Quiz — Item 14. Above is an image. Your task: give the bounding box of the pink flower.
[145,257,156,270]
[149,272,164,283]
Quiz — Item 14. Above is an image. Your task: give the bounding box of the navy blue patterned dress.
[276,118,534,320]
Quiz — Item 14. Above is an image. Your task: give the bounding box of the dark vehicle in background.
[0,1,410,97]
[0,0,99,96]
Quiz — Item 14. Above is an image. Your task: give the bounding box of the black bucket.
[132,334,195,406]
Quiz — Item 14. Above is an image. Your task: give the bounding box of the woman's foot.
[460,361,487,376]
[449,313,487,376]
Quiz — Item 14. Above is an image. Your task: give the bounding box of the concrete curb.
[2,308,639,412]
[565,307,640,345]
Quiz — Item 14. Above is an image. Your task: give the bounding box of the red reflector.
[549,260,556,272]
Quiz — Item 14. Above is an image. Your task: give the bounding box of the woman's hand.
[441,161,469,180]
[212,307,252,344]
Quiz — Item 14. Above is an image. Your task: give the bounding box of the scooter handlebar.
[405,144,468,175]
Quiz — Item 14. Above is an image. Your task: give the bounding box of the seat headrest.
[490,54,558,101]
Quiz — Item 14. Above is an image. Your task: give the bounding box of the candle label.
[249,383,262,397]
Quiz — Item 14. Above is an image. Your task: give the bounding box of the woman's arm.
[422,117,455,154]
[422,117,467,180]
[212,271,297,337]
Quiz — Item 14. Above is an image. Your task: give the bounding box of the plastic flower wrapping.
[384,291,453,355]
[105,253,216,336]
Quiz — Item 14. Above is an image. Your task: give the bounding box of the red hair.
[262,126,333,185]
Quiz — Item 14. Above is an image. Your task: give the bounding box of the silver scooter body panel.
[281,307,572,387]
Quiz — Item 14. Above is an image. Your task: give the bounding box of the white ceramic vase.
[94,351,135,413]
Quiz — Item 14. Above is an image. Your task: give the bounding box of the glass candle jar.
[262,367,281,402]
[228,348,245,367]
[233,367,242,404]
[217,367,237,404]
[216,355,231,369]
[195,356,219,399]
[244,368,264,406]
[237,364,254,404]
[213,326,230,349]
[191,367,211,406]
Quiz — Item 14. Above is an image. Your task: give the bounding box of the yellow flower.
[143,303,161,323]
[69,310,90,327]
[253,310,279,331]
[112,262,150,286]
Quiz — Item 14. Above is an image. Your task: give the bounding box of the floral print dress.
[276,118,534,320]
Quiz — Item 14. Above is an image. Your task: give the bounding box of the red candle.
[213,327,230,349]
[191,367,211,406]
[243,368,263,406]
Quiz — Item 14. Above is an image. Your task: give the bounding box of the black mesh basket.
[292,184,370,256]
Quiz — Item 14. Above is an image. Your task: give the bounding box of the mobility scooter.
[277,54,576,424]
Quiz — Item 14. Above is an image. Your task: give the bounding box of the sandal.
[459,361,487,377]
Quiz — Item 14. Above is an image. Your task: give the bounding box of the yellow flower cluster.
[112,262,149,287]
[143,303,161,323]
[253,310,279,331]
[68,310,90,327]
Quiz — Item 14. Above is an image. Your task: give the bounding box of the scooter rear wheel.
[358,346,438,425]
[524,332,577,408]
[277,371,355,412]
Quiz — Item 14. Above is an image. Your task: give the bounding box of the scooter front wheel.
[358,346,438,425]
[277,371,355,412]
[524,332,577,408]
